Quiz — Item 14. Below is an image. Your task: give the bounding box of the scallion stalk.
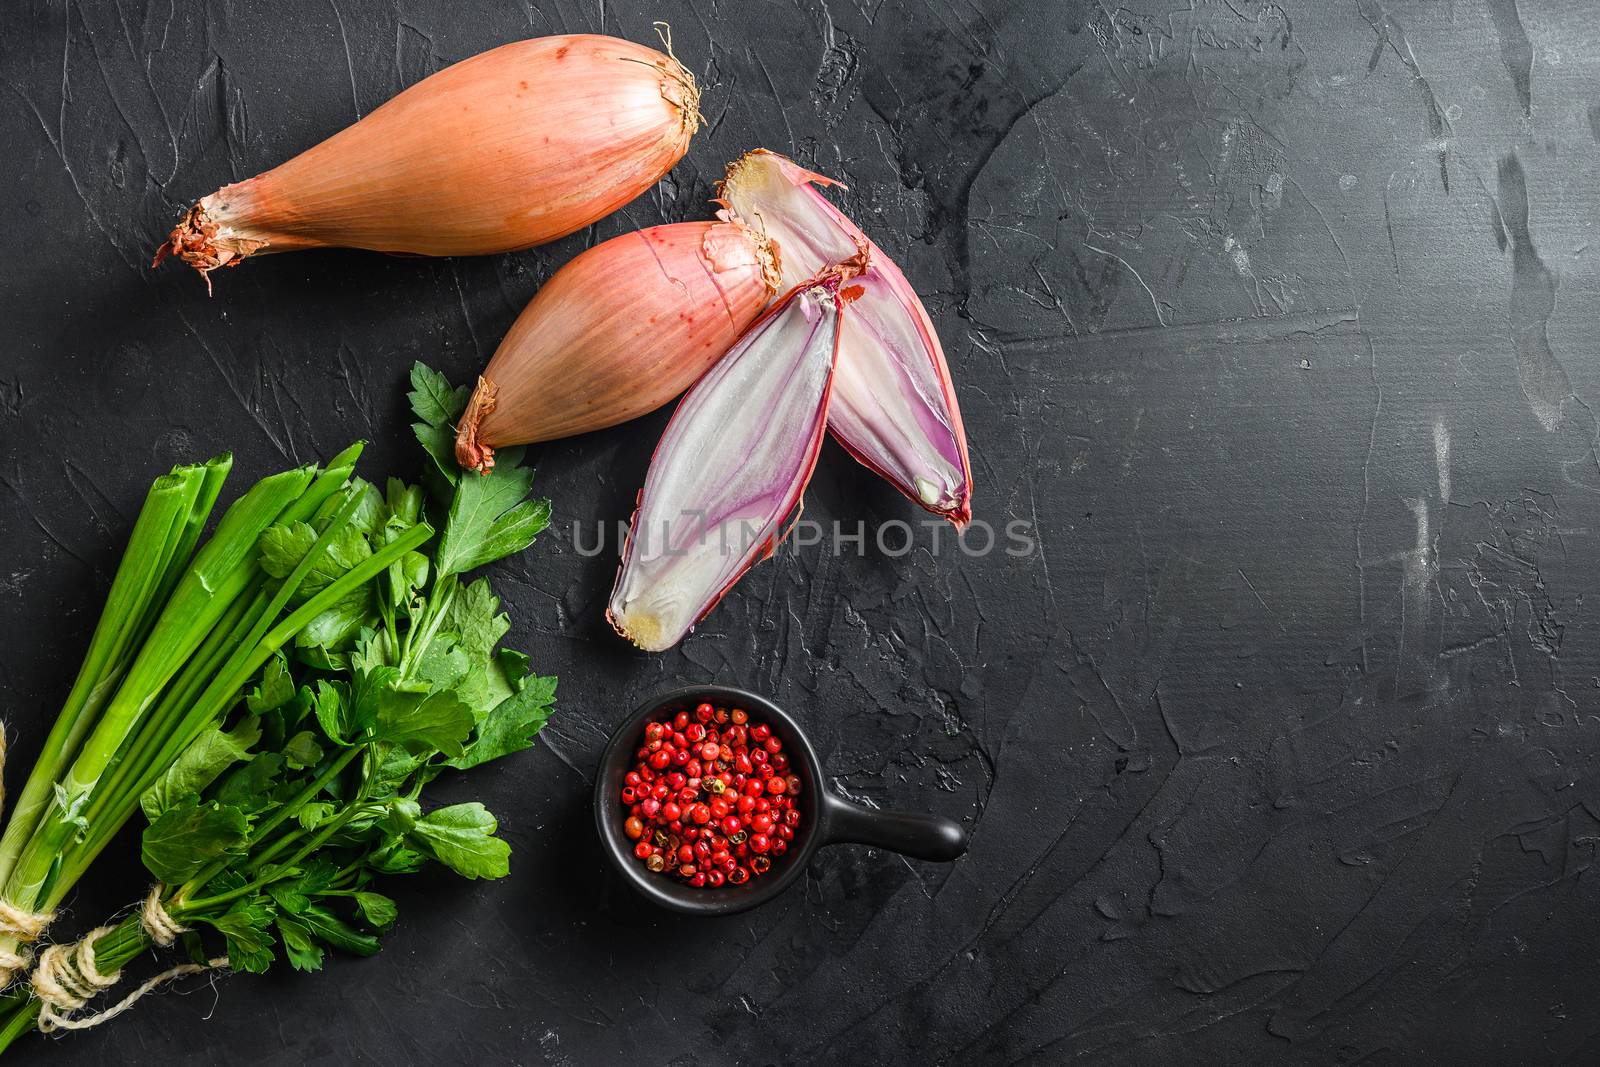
[44,521,433,905]
[0,456,230,889]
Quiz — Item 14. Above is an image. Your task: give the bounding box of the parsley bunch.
[0,365,555,1050]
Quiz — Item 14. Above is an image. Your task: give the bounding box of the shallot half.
[454,221,780,469]
[608,278,843,651]
[156,34,700,284]
[717,149,973,527]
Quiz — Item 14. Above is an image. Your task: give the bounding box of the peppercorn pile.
[621,702,802,887]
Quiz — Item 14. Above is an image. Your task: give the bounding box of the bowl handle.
[820,792,968,862]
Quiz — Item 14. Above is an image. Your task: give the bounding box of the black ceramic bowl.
[595,684,969,916]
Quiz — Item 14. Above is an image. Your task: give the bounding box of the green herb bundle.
[0,365,554,1051]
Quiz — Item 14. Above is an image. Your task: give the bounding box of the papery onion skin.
[607,278,843,652]
[717,149,973,528]
[155,35,700,282]
[454,221,780,471]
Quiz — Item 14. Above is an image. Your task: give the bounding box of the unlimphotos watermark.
[572,516,1037,559]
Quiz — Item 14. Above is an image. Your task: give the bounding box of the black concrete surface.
[5,0,1600,1063]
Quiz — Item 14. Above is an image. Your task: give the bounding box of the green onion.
[0,450,402,966]
[0,365,555,1053]
[0,456,230,889]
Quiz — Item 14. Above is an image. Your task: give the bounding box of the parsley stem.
[176,743,364,906]
[400,575,457,679]
[248,745,363,853]
[239,825,308,879]
[255,783,374,883]
[180,769,374,915]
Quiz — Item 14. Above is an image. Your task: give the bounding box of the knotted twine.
[138,886,186,948]
[0,899,56,987]
[32,886,227,1033]
[0,731,58,988]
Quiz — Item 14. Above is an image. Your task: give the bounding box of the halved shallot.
[607,278,843,651]
[717,149,973,527]
[156,34,700,284]
[454,220,780,470]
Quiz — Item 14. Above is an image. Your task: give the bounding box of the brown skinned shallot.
[454,221,781,470]
[156,34,700,286]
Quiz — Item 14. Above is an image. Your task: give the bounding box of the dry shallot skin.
[716,149,973,527]
[155,35,700,283]
[607,279,843,652]
[453,221,780,471]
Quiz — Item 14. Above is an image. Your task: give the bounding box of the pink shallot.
[607,278,844,651]
[717,150,973,527]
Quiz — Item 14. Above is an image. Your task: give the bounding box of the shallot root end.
[914,477,971,530]
[607,607,666,653]
[650,22,702,137]
[750,228,782,294]
[152,202,267,288]
[454,376,500,474]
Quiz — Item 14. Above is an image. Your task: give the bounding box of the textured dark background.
[4,0,1600,1062]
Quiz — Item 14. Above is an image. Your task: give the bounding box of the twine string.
[31,888,225,1033]
[139,886,187,948]
[32,926,121,1032]
[0,899,58,987]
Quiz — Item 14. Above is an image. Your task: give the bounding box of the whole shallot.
[156,34,700,284]
[454,221,781,470]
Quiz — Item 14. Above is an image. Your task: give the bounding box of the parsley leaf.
[298,903,381,957]
[386,478,425,526]
[297,801,336,831]
[259,519,377,652]
[353,892,398,931]
[275,915,325,973]
[141,797,251,884]
[408,362,469,430]
[412,634,471,693]
[434,456,550,577]
[141,716,262,820]
[371,688,475,757]
[246,655,295,714]
[440,578,519,715]
[451,674,557,771]
[385,549,430,611]
[293,595,373,652]
[408,802,510,879]
[258,522,373,602]
[282,730,325,771]
[409,363,469,481]
[347,478,386,536]
[369,839,427,874]
[313,681,350,746]
[446,578,511,655]
[214,752,285,813]
[207,899,277,974]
